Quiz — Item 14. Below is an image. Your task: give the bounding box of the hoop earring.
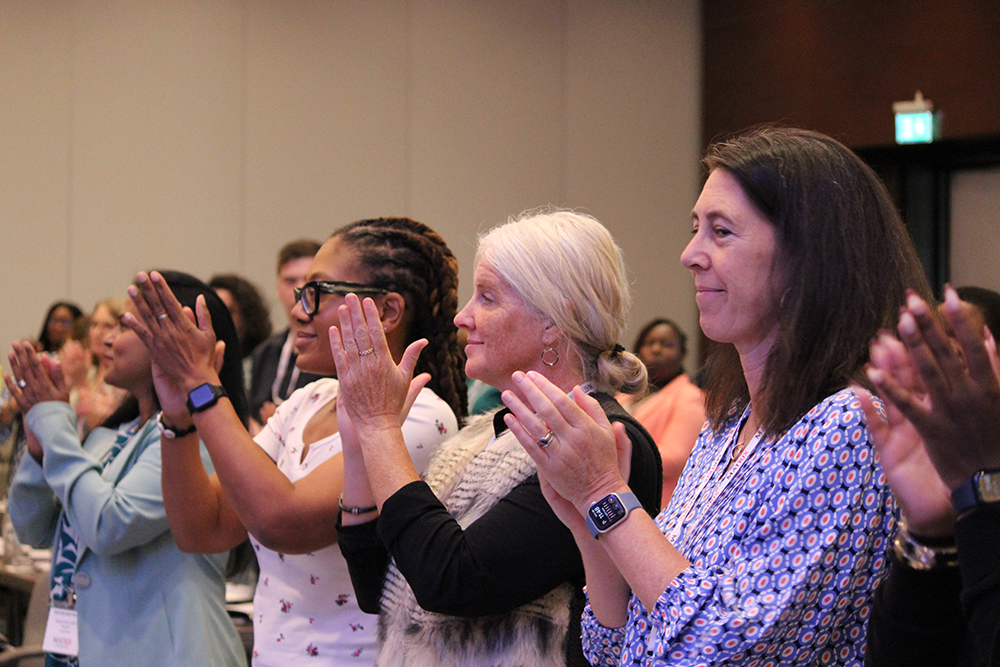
[541,346,559,367]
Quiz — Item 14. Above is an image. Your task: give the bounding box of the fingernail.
[944,284,960,312]
[906,292,925,314]
[512,371,524,383]
[526,370,539,381]
[127,286,138,297]
[899,312,917,336]
[136,273,147,283]
[151,272,161,282]
[866,366,883,384]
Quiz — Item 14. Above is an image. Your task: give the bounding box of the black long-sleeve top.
[338,393,662,664]
[866,503,1000,667]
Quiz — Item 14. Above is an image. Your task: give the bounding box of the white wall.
[951,166,1000,292]
[0,0,702,369]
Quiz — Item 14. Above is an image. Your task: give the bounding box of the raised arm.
[125,271,346,554]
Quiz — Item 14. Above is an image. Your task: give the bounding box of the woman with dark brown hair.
[503,127,932,666]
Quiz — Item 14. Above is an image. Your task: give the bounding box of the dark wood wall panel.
[703,0,1000,149]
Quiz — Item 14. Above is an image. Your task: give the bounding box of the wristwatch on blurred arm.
[951,468,1000,519]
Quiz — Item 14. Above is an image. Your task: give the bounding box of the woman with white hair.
[334,209,662,667]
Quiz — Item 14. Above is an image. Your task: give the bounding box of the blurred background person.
[862,286,1000,667]
[618,317,705,504]
[59,297,129,439]
[209,273,273,384]
[35,301,84,354]
[247,239,323,434]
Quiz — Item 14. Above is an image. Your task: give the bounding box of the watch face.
[189,383,217,408]
[589,495,627,531]
[978,472,1000,503]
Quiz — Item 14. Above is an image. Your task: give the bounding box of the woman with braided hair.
[124,217,465,666]
[333,209,662,667]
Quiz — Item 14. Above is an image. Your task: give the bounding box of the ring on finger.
[157,313,168,321]
[17,380,26,388]
[538,430,554,448]
[359,347,375,356]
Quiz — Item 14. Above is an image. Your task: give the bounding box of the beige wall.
[951,166,1000,293]
[0,0,702,371]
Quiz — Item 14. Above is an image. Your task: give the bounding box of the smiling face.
[102,298,154,392]
[681,168,783,358]
[454,261,553,394]
[291,238,375,375]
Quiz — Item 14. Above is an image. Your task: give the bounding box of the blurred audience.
[619,318,705,503]
[209,273,273,360]
[247,239,324,433]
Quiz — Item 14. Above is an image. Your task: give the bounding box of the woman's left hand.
[502,371,631,517]
[328,294,427,434]
[5,341,70,414]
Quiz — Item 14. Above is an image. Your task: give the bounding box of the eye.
[713,225,733,238]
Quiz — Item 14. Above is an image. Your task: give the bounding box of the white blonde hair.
[476,207,646,394]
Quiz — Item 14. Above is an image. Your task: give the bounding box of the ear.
[542,322,562,347]
[380,292,407,333]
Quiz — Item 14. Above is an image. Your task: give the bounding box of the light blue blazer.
[8,401,245,667]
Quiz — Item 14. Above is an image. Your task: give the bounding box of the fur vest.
[376,412,573,667]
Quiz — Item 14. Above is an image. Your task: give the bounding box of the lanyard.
[666,405,764,545]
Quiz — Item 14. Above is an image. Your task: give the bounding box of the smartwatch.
[951,469,1000,517]
[157,413,197,439]
[186,383,227,415]
[585,491,642,539]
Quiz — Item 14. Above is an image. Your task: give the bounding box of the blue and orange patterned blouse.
[583,387,894,666]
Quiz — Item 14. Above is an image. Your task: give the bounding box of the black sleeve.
[337,518,392,614]
[864,556,964,667]
[956,503,1000,666]
[375,478,584,617]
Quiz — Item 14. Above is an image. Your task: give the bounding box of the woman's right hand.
[859,333,954,538]
[5,341,70,415]
[123,271,222,395]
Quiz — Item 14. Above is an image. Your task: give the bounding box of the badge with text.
[42,607,79,657]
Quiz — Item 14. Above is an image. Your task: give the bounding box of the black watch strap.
[186,383,227,415]
[157,413,197,439]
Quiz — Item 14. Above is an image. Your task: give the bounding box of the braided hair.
[332,218,468,421]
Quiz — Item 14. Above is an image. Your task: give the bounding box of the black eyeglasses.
[294,280,389,319]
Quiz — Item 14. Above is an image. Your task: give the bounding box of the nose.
[680,231,706,271]
[454,298,473,330]
[290,297,311,324]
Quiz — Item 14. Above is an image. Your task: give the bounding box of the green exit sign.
[895,111,936,144]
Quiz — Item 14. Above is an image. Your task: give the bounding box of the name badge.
[42,607,79,657]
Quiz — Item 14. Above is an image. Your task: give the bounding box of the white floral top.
[250,378,457,666]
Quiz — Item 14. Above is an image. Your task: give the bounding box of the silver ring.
[538,431,554,448]
[157,313,168,321]
[359,347,375,356]
[17,380,26,388]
